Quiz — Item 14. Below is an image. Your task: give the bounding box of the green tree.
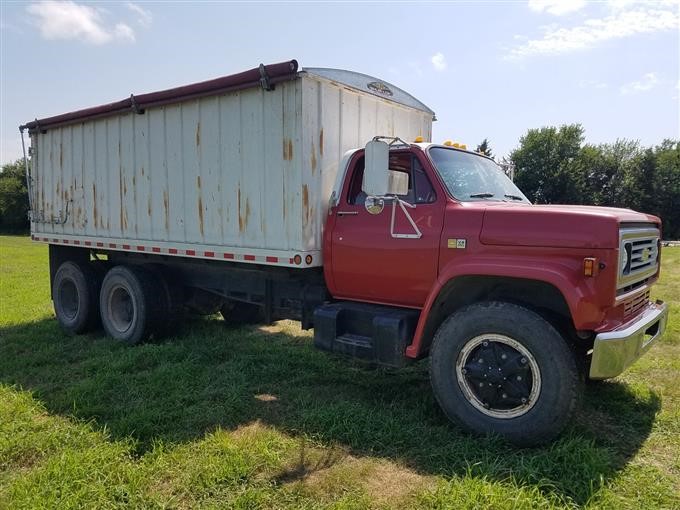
[476,138,493,158]
[511,124,585,204]
[0,159,30,232]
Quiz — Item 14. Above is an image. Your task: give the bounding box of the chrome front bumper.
[589,300,669,380]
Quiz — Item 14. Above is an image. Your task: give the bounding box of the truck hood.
[478,203,660,249]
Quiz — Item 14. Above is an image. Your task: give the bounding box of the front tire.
[429,301,580,446]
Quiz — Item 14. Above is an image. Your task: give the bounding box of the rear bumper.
[589,300,668,380]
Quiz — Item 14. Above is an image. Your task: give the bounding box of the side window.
[413,158,436,204]
[347,152,436,205]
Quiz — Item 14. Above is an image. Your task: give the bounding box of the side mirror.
[362,140,389,196]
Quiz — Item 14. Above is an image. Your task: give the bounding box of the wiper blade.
[504,194,524,201]
[469,192,495,198]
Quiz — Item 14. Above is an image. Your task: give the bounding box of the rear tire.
[429,301,580,446]
[99,265,166,344]
[52,261,102,335]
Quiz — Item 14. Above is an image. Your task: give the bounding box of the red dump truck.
[20,60,668,445]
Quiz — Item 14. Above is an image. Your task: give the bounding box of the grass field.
[1,235,678,509]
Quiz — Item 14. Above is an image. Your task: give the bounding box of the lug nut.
[483,341,489,347]
[479,382,484,387]
[502,393,507,398]
[521,357,527,364]
[461,368,467,375]
[517,375,522,381]
[478,358,484,364]
[521,397,527,403]
[501,354,507,360]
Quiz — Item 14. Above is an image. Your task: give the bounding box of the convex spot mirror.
[364,196,384,215]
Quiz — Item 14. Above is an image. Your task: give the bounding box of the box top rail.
[20,60,436,133]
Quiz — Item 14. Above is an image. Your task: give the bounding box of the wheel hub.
[456,334,541,419]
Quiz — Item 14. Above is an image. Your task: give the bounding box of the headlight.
[620,243,631,274]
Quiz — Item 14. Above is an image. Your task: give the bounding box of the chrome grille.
[618,227,660,291]
[623,290,650,319]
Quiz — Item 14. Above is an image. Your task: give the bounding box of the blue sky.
[1,0,678,165]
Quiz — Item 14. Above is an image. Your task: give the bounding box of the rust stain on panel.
[163,190,169,231]
[147,195,152,217]
[238,188,244,232]
[198,196,204,236]
[132,175,136,186]
[119,171,124,231]
[245,198,251,230]
[59,143,63,168]
[196,122,201,147]
[311,141,317,174]
[302,184,310,225]
[319,128,324,156]
[92,183,98,228]
[196,175,202,189]
[141,166,145,177]
[283,138,294,161]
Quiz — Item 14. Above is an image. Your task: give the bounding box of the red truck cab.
[318,140,668,444]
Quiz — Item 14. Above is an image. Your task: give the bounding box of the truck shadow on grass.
[0,316,660,506]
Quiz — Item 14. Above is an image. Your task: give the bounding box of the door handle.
[337,211,358,216]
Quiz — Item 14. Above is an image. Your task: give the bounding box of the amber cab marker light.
[583,257,599,277]
[414,136,424,143]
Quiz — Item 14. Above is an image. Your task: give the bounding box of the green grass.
[1,235,679,509]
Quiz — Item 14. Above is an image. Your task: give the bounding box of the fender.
[404,253,617,358]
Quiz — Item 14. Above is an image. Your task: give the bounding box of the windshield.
[428,147,530,203]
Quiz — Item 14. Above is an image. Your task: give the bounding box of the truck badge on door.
[448,239,466,249]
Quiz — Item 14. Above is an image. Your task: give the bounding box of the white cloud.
[126,2,152,27]
[507,6,679,59]
[579,79,608,89]
[528,0,587,16]
[430,52,447,71]
[620,72,659,94]
[26,0,135,44]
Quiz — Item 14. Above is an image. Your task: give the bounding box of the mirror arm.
[389,196,422,239]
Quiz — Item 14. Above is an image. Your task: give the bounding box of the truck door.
[330,150,444,308]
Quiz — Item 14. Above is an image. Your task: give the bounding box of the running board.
[313,301,419,367]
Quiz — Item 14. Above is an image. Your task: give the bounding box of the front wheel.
[429,301,580,446]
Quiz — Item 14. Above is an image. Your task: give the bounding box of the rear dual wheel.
[52,261,103,334]
[429,301,580,446]
[99,265,168,344]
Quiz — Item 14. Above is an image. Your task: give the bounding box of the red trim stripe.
[266,256,278,263]
[223,253,234,259]
[43,237,49,242]
[136,246,145,251]
[73,240,80,245]
[168,248,178,254]
[152,247,161,253]
[84,241,92,246]
[186,249,196,256]
[122,244,131,250]
[244,254,256,261]
[204,251,215,257]
[96,242,104,247]
[109,243,116,248]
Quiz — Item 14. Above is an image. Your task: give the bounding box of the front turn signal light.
[583,257,599,277]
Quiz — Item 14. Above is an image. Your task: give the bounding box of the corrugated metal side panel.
[31,81,305,252]
[299,75,433,250]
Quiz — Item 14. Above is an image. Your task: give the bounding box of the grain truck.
[20,60,669,445]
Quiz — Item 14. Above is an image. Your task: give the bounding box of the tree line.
[508,124,679,239]
[1,124,679,237]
